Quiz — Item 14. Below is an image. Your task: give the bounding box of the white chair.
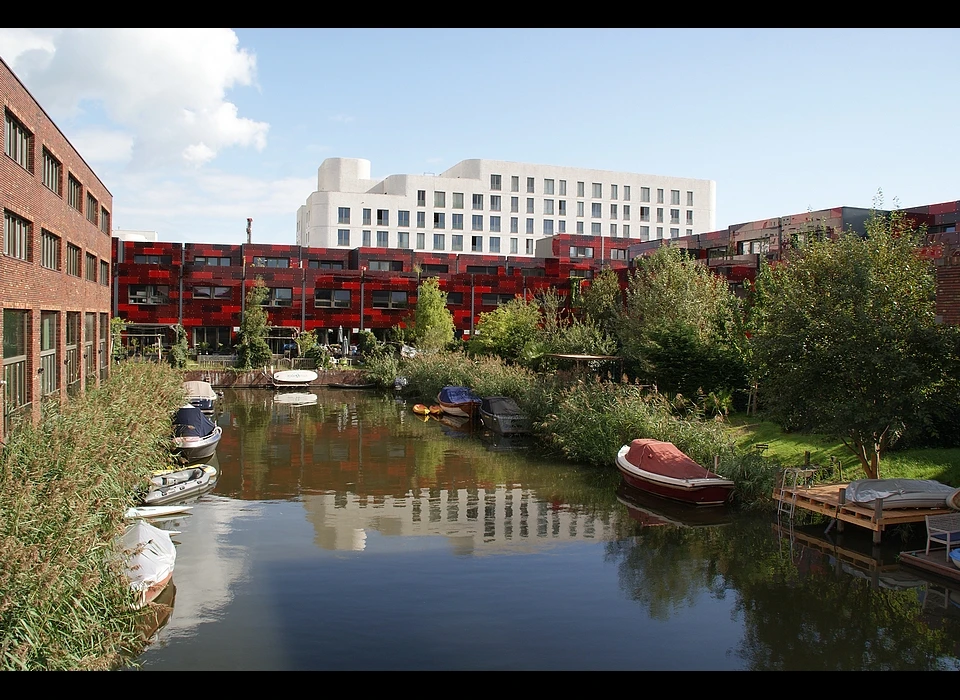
[925,514,960,561]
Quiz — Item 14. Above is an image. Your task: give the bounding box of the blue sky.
[2,28,958,245]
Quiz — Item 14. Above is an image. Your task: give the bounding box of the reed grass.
[0,361,184,670]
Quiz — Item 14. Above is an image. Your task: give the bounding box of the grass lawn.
[725,414,960,487]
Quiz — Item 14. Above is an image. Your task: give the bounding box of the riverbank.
[182,367,370,388]
[0,362,184,670]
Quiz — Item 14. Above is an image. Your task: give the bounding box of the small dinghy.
[616,439,735,507]
[143,464,218,506]
[272,369,318,388]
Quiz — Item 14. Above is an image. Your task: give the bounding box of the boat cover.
[182,380,216,400]
[480,396,524,416]
[845,479,955,505]
[623,439,718,480]
[173,405,217,438]
[122,520,176,598]
[438,386,480,405]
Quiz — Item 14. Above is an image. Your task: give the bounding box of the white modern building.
[296,158,716,256]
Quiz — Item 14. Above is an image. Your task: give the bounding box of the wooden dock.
[774,482,955,544]
[899,549,960,583]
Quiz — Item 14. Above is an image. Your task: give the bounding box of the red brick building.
[1,58,113,433]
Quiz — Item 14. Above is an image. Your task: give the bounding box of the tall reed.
[0,361,184,670]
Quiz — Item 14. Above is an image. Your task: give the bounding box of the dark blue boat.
[436,386,481,419]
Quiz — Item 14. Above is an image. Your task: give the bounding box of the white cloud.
[0,28,269,168]
[328,114,355,124]
[69,127,134,164]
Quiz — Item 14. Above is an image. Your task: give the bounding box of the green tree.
[168,324,189,369]
[110,316,127,362]
[576,268,622,338]
[235,277,272,370]
[470,294,541,361]
[412,276,455,351]
[750,210,953,478]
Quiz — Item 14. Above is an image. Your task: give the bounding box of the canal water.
[131,388,960,670]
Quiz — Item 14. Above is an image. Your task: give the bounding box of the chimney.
[246,218,253,244]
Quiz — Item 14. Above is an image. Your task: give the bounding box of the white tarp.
[845,478,955,505]
[122,520,176,605]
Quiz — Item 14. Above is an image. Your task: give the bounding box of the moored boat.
[182,380,217,413]
[479,396,531,436]
[122,520,176,609]
[143,464,218,506]
[436,386,481,419]
[844,479,959,510]
[172,405,222,462]
[272,369,318,388]
[615,438,735,507]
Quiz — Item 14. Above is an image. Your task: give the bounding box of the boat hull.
[479,408,531,436]
[436,387,481,419]
[272,369,319,387]
[616,445,734,507]
[144,464,218,506]
[173,425,222,462]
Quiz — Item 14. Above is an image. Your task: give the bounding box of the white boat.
[845,479,958,510]
[125,505,193,519]
[172,405,222,462]
[122,520,176,609]
[272,369,319,387]
[144,464,218,506]
[183,380,218,413]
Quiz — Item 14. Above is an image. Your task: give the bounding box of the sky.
[1,28,958,246]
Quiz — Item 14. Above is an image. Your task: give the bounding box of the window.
[640,206,650,222]
[610,204,617,219]
[398,231,410,248]
[489,237,501,253]
[667,209,678,225]
[67,244,82,276]
[468,193,481,210]
[86,194,98,225]
[472,215,483,231]
[100,260,109,285]
[570,246,594,258]
[5,111,33,172]
[433,233,445,250]
[591,203,602,218]
[128,284,169,304]
[510,196,519,213]
[511,175,519,192]
[526,239,534,255]
[417,190,426,207]
[611,184,618,200]
[372,290,408,309]
[452,192,464,209]
[40,311,58,397]
[4,309,29,420]
[417,211,426,228]
[398,210,410,227]
[510,238,518,254]
[657,208,664,223]
[592,182,602,198]
[452,213,464,230]
[85,253,97,281]
[363,208,371,226]
[134,254,172,265]
[100,208,110,234]
[526,198,534,214]
[471,236,483,252]
[434,191,445,208]
[640,225,650,240]
[4,211,31,261]
[670,228,680,239]
[41,230,60,270]
[510,217,518,234]
[577,202,584,217]
[558,220,566,233]
[543,220,554,235]
[526,218,534,234]
[376,209,388,226]
[368,260,403,271]
[65,312,79,395]
[623,185,631,201]
[377,230,388,247]
[623,225,630,237]
[656,226,664,239]
[610,249,627,260]
[577,181,585,197]
[490,174,501,191]
[43,148,62,195]
[686,191,694,207]
[576,221,584,234]
[362,230,371,247]
[686,229,693,237]
[447,291,463,304]
[657,189,664,204]
[671,190,681,206]
[261,288,293,307]
[482,293,516,306]
[308,260,345,269]
[416,232,425,249]
[610,224,617,237]
[338,229,350,246]
[559,180,566,195]
[490,195,501,211]
[338,207,351,224]
[641,187,650,202]
[527,177,534,193]
[544,178,554,195]
[194,256,231,266]
[591,222,601,234]
[421,263,449,275]
[434,212,445,229]
[559,200,566,216]
[544,199,554,215]
[452,235,463,251]
[686,211,694,226]
[490,216,501,232]
[193,286,231,300]
[193,327,230,353]
[253,256,289,267]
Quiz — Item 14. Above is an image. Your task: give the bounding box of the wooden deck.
[774,482,955,544]
[899,549,960,581]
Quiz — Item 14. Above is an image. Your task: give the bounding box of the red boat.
[615,439,735,507]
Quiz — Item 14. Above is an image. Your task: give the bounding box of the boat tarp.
[481,396,524,417]
[183,380,216,400]
[122,520,176,594]
[438,386,480,405]
[173,405,217,438]
[845,479,955,504]
[624,439,716,480]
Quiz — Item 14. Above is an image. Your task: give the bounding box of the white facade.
[297,158,716,257]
